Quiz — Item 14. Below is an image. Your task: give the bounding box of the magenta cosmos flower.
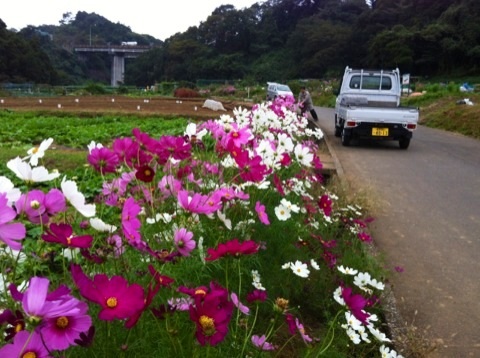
[42,223,93,248]
[341,286,370,324]
[174,227,196,256]
[205,238,260,261]
[71,264,145,321]
[188,282,234,346]
[87,147,119,174]
[0,193,26,250]
[0,330,51,358]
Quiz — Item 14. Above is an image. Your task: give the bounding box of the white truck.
[334,67,419,149]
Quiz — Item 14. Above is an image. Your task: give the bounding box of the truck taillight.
[406,123,417,130]
[346,121,357,127]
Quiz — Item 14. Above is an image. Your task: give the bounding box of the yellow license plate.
[372,127,389,136]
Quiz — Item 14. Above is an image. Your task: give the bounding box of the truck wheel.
[341,129,351,146]
[334,116,342,137]
[399,137,410,149]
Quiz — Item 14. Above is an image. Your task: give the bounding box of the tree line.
[1,0,479,86]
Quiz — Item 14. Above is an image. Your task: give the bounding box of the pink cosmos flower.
[10,277,82,324]
[0,193,26,250]
[295,318,313,343]
[158,174,182,199]
[42,223,93,248]
[255,201,270,225]
[71,264,145,321]
[122,197,142,244]
[174,227,196,256]
[230,292,250,315]
[251,334,276,351]
[177,190,217,215]
[87,147,120,174]
[16,188,66,224]
[0,330,50,358]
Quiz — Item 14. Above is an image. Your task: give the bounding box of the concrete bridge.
[74,45,151,87]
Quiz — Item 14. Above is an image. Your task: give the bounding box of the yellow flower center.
[32,147,39,154]
[144,169,151,176]
[56,316,69,329]
[22,352,37,358]
[66,235,73,245]
[30,200,40,209]
[194,289,206,296]
[106,297,118,308]
[15,323,23,333]
[199,315,215,336]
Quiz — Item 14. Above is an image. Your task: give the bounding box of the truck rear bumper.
[344,122,413,140]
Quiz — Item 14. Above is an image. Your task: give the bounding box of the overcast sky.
[2,0,261,41]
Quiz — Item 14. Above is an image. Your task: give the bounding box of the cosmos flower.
[41,300,92,351]
[0,193,26,250]
[7,157,60,183]
[121,197,142,244]
[42,223,93,248]
[318,194,333,216]
[255,201,270,225]
[70,264,145,321]
[230,292,249,315]
[61,178,96,218]
[0,176,21,206]
[87,147,120,174]
[0,330,50,358]
[205,238,260,261]
[251,334,276,351]
[188,282,234,346]
[23,137,54,166]
[174,227,196,256]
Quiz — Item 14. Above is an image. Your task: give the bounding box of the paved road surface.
[315,107,480,357]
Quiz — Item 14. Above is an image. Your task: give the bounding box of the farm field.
[0,95,253,118]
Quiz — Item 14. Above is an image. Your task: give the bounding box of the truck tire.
[399,137,410,149]
[341,129,351,146]
[334,116,342,137]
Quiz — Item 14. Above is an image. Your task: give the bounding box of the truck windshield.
[349,75,392,90]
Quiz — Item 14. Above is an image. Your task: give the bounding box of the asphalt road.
[315,107,480,358]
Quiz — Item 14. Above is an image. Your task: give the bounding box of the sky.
[2,0,261,41]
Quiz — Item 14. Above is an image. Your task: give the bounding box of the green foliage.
[83,82,107,95]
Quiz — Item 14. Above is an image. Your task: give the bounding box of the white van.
[266,82,293,101]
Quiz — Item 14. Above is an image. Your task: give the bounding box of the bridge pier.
[111,54,125,87]
[74,45,150,87]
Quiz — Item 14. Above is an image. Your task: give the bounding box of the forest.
[1,0,479,86]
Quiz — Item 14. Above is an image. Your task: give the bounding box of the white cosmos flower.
[184,123,208,141]
[61,177,96,217]
[379,345,403,358]
[354,272,372,290]
[87,140,103,154]
[23,138,54,166]
[7,157,60,183]
[368,326,392,343]
[294,144,314,167]
[89,217,117,233]
[345,311,363,330]
[310,259,320,270]
[290,260,310,278]
[0,176,21,206]
[346,327,361,344]
[280,198,300,213]
[333,286,345,305]
[337,265,359,275]
[274,204,291,221]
